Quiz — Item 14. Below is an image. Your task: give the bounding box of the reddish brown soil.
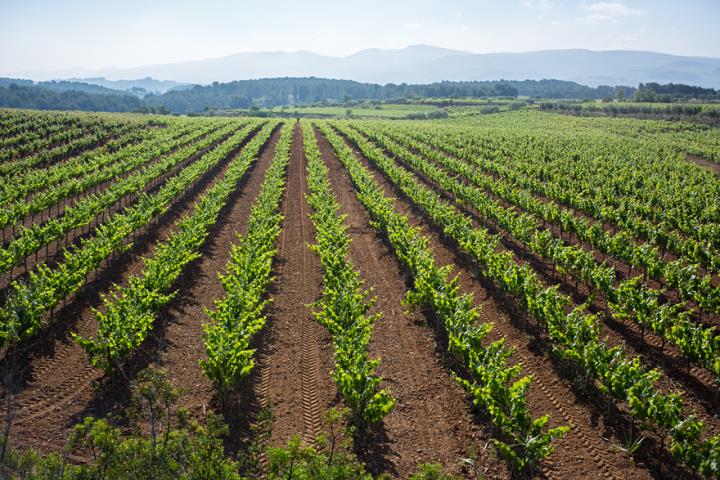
[259,123,336,446]
[375,132,720,425]
[141,126,284,444]
[687,154,720,175]
[0,124,273,453]
[0,126,244,291]
[324,127,661,480]
[316,129,510,479]
[363,129,720,414]
[350,126,720,476]
[2,119,714,479]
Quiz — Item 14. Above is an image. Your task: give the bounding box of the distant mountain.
[37,80,129,96]
[421,49,720,88]
[75,45,720,88]
[0,83,142,112]
[0,77,134,96]
[66,77,189,95]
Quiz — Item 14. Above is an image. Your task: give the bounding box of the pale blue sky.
[1,0,718,77]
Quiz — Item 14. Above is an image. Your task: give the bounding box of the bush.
[0,366,241,480]
[267,408,371,480]
[409,464,459,479]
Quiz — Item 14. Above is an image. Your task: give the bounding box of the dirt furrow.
[325,128,653,480]
[143,126,283,435]
[261,123,334,447]
[0,123,267,453]
[369,130,720,416]
[316,129,510,479]
[0,126,243,291]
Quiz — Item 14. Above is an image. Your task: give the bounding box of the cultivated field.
[0,108,719,478]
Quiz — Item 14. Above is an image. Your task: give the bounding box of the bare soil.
[325,126,664,480]
[316,128,510,479]
[0,124,272,452]
[687,153,720,175]
[2,120,713,479]
[255,123,337,448]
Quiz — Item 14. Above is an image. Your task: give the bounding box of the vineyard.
[0,107,719,479]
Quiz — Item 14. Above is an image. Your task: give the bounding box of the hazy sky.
[2,0,719,77]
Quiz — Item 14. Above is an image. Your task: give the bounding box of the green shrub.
[0,366,241,480]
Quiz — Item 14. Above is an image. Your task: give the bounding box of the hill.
[142,77,631,113]
[84,46,720,88]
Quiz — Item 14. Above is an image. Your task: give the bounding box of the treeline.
[145,78,518,113]
[0,83,143,112]
[539,101,720,118]
[0,78,34,88]
[635,82,720,102]
[37,80,129,96]
[508,79,633,99]
[143,77,635,113]
[0,76,716,115]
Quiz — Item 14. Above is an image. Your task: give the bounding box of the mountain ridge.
[11,45,720,88]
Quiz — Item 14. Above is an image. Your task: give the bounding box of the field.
[218,101,528,119]
[213,103,445,119]
[539,100,720,126]
[270,103,442,118]
[0,107,719,479]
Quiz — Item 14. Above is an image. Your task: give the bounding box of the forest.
[0,77,637,114]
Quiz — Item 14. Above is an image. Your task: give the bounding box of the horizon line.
[6,44,720,81]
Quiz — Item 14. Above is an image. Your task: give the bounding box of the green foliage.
[302,121,395,426]
[0,121,256,348]
[408,464,459,480]
[318,122,565,472]
[356,124,720,383]
[73,121,277,371]
[0,367,241,480]
[0,120,211,230]
[201,122,292,395]
[330,118,720,477]
[0,83,142,112]
[267,409,372,480]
